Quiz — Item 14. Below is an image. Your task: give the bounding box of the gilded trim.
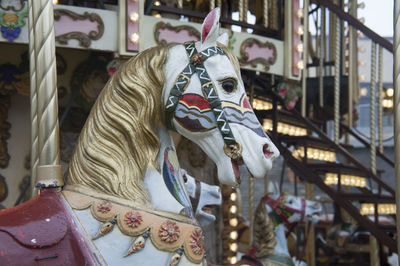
[54,9,104,48]
[239,38,277,71]
[154,22,200,45]
[62,187,203,263]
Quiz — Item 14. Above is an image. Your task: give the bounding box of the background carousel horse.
[236,184,322,266]
[182,169,222,226]
[0,8,279,265]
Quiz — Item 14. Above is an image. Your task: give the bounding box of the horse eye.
[183,174,188,183]
[221,79,236,93]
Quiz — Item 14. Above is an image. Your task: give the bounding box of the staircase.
[253,0,397,254]
[259,102,396,252]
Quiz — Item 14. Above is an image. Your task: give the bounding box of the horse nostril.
[263,144,274,159]
[314,203,320,209]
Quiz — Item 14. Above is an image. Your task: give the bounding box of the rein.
[165,42,242,160]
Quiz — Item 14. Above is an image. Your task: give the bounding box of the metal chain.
[333,14,341,144]
[377,45,384,153]
[370,42,377,175]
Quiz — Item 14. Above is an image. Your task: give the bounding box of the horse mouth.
[307,212,321,224]
[231,157,244,184]
[201,204,217,214]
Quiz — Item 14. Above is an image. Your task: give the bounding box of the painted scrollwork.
[54,9,104,48]
[239,38,277,71]
[0,96,11,168]
[154,22,200,45]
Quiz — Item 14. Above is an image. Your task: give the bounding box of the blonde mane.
[66,43,238,206]
[253,200,277,258]
[67,45,171,205]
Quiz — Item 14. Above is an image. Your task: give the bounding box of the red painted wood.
[0,189,98,265]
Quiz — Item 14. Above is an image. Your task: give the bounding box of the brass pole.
[263,0,269,28]
[318,7,325,107]
[305,183,315,266]
[209,0,215,11]
[216,0,221,8]
[28,0,38,196]
[369,41,379,266]
[239,0,244,21]
[301,0,309,117]
[334,15,341,144]
[177,0,183,9]
[377,46,384,153]
[348,0,356,130]
[393,0,400,262]
[243,0,248,23]
[32,0,63,187]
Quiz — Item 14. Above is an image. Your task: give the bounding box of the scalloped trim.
[62,188,204,263]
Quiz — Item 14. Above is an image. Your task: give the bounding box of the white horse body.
[63,8,279,265]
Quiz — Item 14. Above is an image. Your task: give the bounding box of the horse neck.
[265,204,291,257]
[143,127,194,217]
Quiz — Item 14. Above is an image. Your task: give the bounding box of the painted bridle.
[165,41,242,160]
[262,193,306,225]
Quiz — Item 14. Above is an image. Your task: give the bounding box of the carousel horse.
[182,169,222,226]
[0,8,279,265]
[237,184,322,266]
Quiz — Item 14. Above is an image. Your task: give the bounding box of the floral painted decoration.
[97,201,112,213]
[124,210,143,228]
[189,228,205,255]
[159,220,180,243]
[276,82,302,110]
[190,53,203,66]
[106,59,121,77]
[0,11,28,42]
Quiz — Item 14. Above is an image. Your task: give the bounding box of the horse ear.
[217,32,229,47]
[268,181,280,196]
[200,7,220,50]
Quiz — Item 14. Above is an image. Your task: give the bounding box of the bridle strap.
[165,42,241,158]
[262,194,306,225]
[189,179,202,213]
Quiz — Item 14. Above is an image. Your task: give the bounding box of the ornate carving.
[54,9,104,48]
[0,174,8,202]
[239,38,277,71]
[159,220,180,243]
[97,201,112,213]
[154,22,200,45]
[124,210,143,228]
[189,228,205,255]
[0,96,11,168]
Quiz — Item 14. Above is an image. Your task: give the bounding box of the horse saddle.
[0,188,97,265]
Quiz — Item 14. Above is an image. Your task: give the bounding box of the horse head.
[181,169,221,226]
[264,183,322,225]
[164,8,279,187]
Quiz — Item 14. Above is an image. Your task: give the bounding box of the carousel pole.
[393,0,400,262]
[32,0,63,188]
[28,0,38,196]
[369,42,380,266]
[301,0,309,117]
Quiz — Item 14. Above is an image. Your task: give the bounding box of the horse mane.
[253,200,277,258]
[66,45,172,205]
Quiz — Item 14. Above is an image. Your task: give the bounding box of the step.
[337,192,395,203]
[308,162,365,175]
[255,109,309,129]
